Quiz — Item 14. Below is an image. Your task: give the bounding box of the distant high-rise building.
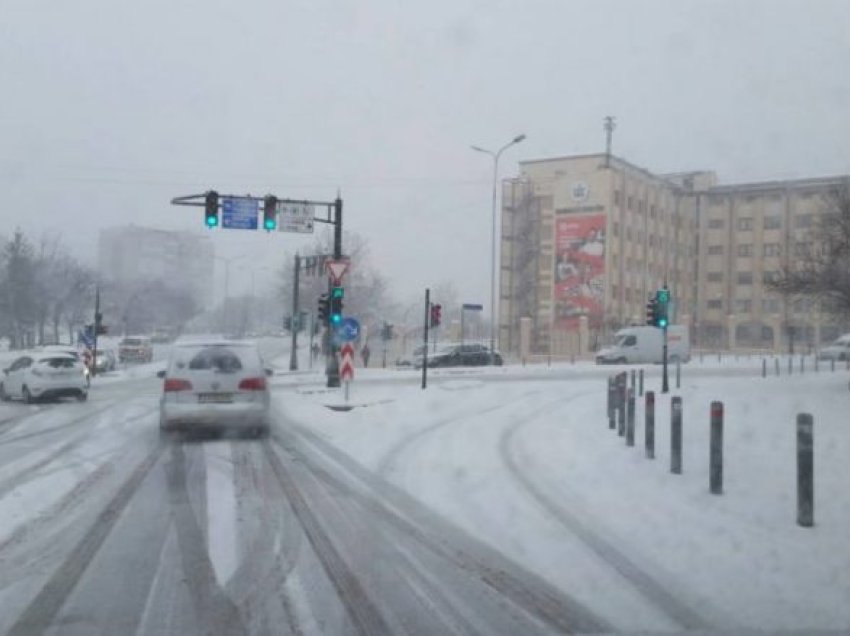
[98,225,214,310]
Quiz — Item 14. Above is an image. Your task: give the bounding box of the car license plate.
[198,393,233,404]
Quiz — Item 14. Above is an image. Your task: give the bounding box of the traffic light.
[318,294,329,322]
[330,287,344,325]
[263,195,278,231]
[646,296,658,326]
[656,287,670,329]
[205,190,219,228]
[283,315,292,331]
[430,303,442,328]
[381,323,394,341]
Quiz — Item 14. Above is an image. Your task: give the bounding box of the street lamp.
[471,133,526,363]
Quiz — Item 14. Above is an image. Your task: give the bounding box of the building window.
[794,242,811,257]
[626,228,632,241]
[649,235,655,247]
[764,216,781,230]
[707,272,723,282]
[612,222,619,237]
[763,243,781,257]
[627,196,634,210]
[762,298,780,313]
[639,200,646,214]
[708,245,724,255]
[614,190,622,206]
[735,299,752,313]
[737,217,754,231]
[612,284,618,297]
[707,299,723,310]
[763,271,780,284]
[625,289,632,302]
[795,214,813,229]
[737,272,753,285]
[708,218,724,229]
[650,205,656,219]
[737,244,754,257]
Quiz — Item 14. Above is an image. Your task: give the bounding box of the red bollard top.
[710,401,723,419]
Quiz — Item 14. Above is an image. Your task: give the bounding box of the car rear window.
[39,357,76,369]
[173,345,260,373]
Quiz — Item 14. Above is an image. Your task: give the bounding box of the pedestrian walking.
[361,343,371,368]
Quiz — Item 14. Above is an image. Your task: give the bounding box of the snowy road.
[1,352,848,634]
[0,371,610,635]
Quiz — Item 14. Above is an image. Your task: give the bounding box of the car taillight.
[164,378,193,392]
[238,377,267,391]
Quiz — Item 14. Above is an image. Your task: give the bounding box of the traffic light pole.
[91,285,100,378]
[662,326,669,393]
[422,288,430,389]
[290,253,301,371]
[326,197,343,388]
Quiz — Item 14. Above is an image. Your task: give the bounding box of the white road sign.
[277,202,315,234]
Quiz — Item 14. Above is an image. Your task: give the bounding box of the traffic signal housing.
[330,287,344,325]
[205,191,219,228]
[646,296,658,326]
[430,303,442,328]
[656,287,670,329]
[318,294,329,323]
[263,195,278,231]
[283,315,292,331]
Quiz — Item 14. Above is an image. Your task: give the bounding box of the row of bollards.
[761,354,845,377]
[604,376,815,527]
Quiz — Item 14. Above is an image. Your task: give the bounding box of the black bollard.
[638,369,644,397]
[676,359,681,389]
[626,387,635,446]
[671,396,682,474]
[607,376,613,427]
[617,380,626,437]
[800,355,804,374]
[797,413,814,527]
[630,369,636,393]
[788,356,793,376]
[814,355,818,373]
[831,358,835,373]
[775,358,780,376]
[710,401,724,494]
[762,358,767,378]
[645,391,655,459]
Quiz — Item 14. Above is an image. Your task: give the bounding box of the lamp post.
[471,134,526,363]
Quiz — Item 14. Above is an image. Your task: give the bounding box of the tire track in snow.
[285,427,612,634]
[498,392,715,631]
[6,441,165,636]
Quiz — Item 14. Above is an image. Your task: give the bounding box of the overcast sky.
[2,0,849,310]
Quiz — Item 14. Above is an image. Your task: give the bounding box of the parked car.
[94,349,117,373]
[817,334,850,361]
[414,343,504,368]
[158,339,272,438]
[119,336,153,363]
[396,344,427,367]
[0,353,88,403]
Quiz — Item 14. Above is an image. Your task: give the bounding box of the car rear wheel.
[0,383,8,402]
[77,391,88,402]
[22,386,34,404]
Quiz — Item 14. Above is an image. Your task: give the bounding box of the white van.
[596,325,690,365]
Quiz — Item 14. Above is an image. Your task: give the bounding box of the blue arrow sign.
[335,317,360,343]
[222,197,259,230]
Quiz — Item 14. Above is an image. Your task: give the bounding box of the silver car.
[817,334,850,361]
[158,339,272,438]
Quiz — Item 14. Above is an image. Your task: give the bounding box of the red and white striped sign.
[340,342,355,381]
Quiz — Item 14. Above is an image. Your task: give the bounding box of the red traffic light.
[430,303,442,328]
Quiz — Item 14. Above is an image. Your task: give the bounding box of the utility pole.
[604,115,616,168]
[91,285,100,378]
[290,253,301,371]
[422,288,430,389]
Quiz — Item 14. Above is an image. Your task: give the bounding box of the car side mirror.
[265,368,274,377]
[156,370,166,379]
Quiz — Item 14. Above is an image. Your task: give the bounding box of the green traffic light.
[659,318,668,328]
[264,219,276,230]
[331,313,342,324]
[331,287,344,299]
[206,216,217,228]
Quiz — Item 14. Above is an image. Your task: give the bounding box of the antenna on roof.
[603,116,616,168]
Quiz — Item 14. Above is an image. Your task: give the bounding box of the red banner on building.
[553,214,606,330]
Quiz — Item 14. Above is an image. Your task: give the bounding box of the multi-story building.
[98,226,215,310]
[499,153,846,356]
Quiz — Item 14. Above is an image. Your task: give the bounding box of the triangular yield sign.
[326,260,349,283]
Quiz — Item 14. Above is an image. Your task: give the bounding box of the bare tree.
[769,180,850,323]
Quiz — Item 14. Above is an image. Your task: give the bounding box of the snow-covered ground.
[276,363,850,632]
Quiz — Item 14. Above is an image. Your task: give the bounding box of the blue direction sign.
[222,197,259,230]
[335,317,361,343]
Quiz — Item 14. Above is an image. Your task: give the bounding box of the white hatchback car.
[158,339,272,438]
[0,353,88,403]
